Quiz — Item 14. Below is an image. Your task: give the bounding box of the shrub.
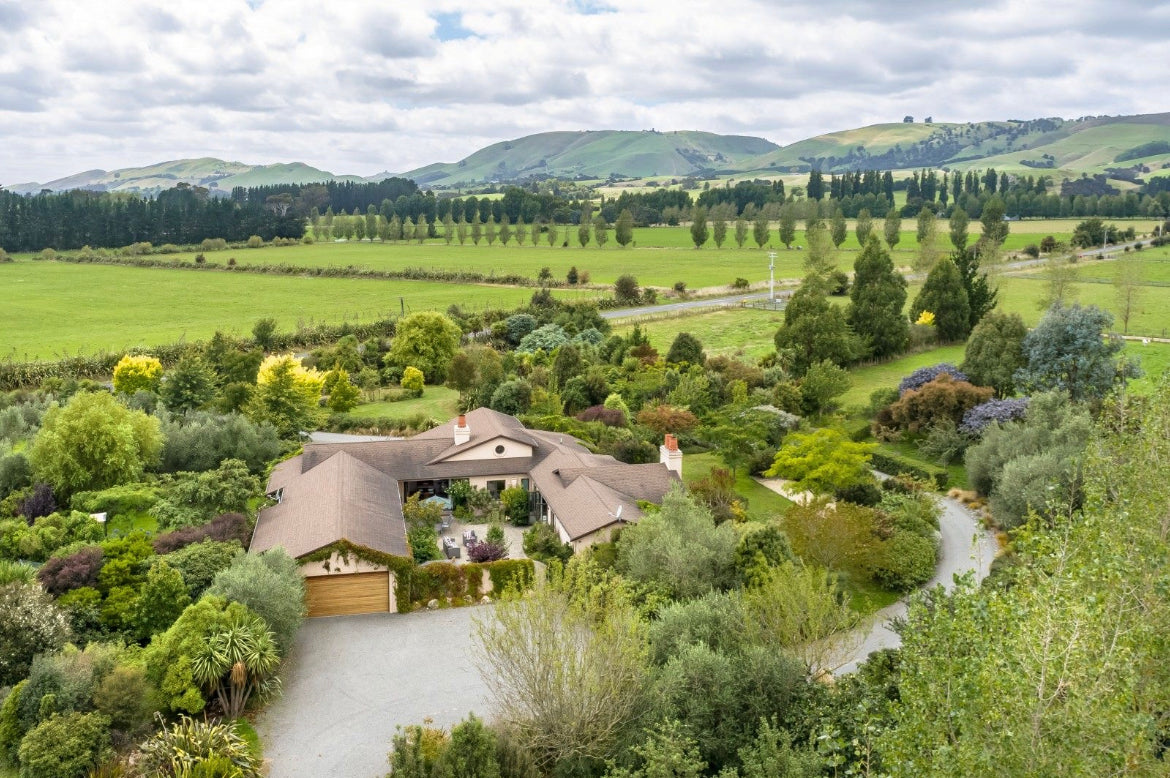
[869,451,948,488]
[468,540,508,563]
[37,546,104,595]
[152,512,250,554]
[959,397,1030,436]
[93,664,154,735]
[0,582,71,686]
[500,487,529,525]
[576,405,626,427]
[835,480,884,507]
[636,404,699,435]
[401,366,425,398]
[522,523,573,564]
[485,558,533,593]
[205,549,306,655]
[112,354,163,395]
[877,374,994,436]
[0,560,34,586]
[17,711,110,778]
[246,235,264,248]
[20,482,56,521]
[157,412,281,474]
[647,590,748,666]
[163,539,241,599]
[872,530,937,591]
[897,363,968,394]
[614,274,640,303]
[732,277,750,289]
[137,714,263,777]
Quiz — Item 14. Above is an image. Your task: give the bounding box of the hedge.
[869,450,948,489]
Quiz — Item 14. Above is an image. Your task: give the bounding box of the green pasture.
[615,307,786,362]
[0,261,584,360]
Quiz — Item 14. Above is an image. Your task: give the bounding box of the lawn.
[615,307,786,362]
[0,261,586,359]
[347,385,461,420]
[681,451,792,522]
[840,345,967,409]
[106,510,159,538]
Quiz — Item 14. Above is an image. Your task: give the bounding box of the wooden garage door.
[305,572,390,617]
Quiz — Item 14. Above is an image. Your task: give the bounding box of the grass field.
[616,307,786,361]
[348,385,461,420]
[0,262,587,360]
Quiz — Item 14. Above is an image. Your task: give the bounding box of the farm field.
[615,307,786,361]
[0,261,586,360]
[25,219,1155,292]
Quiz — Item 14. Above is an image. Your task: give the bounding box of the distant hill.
[737,113,1170,179]
[9,114,1170,196]
[400,130,780,187]
[7,158,364,197]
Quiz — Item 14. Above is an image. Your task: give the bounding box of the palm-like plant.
[191,613,281,719]
[138,713,263,777]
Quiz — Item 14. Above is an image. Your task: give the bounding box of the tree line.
[0,185,303,253]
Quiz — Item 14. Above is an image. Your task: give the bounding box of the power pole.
[768,251,777,303]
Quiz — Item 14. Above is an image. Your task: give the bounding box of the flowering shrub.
[467,540,508,563]
[915,310,936,326]
[959,397,1030,436]
[898,363,969,394]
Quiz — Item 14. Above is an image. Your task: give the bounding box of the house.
[250,407,682,616]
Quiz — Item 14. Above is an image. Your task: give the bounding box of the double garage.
[302,569,396,618]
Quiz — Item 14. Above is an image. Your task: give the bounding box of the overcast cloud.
[0,0,1167,184]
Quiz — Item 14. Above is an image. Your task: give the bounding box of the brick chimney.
[659,433,682,476]
[454,414,471,446]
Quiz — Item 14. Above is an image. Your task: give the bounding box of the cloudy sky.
[1,0,1167,184]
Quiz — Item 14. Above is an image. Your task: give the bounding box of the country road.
[599,238,1147,321]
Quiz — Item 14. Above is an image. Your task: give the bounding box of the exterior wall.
[468,474,528,491]
[551,516,621,551]
[446,437,533,462]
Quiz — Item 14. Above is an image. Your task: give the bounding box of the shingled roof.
[257,408,681,549]
[252,451,409,559]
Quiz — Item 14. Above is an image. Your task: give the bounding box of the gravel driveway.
[258,607,492,778]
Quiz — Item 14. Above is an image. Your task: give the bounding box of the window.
[494,444,506,455]
[487,480,505,497]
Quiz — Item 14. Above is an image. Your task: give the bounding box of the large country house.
[250,408,681,616]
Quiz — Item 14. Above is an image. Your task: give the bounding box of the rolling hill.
[7,113,1169,196]
[7,158,363,197]
[400,130,779,187]
[736,113,1170,179]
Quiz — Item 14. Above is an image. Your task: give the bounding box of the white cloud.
[0,0,1165,184]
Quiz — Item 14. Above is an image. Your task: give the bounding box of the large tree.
[31,391,163,497]
[847,234,909,359]
[1113,252,1144,335]
[1015,303,1139,403]
[246,355,324,437]
[752,213,770,248]
[953,247,998,329]
[690,206,709,248]
[778,204,797,249]
[615,208,634,247]
[855,208,873,245]
[775,276,861,376]
[883,207,902,248]
[980,194,1009,247]
[385,311,462,383]
[910,256,971,342]
[948,206,969,251]
[961,312,1028,397]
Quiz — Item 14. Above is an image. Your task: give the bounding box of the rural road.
[830,496,997,675]
[599,238,1146,322]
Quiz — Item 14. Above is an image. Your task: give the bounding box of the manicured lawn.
[0,261,585,359]
[681,452,792,521]
[876,439,969,490]
[840,345,966,410]
[347,386,461,420]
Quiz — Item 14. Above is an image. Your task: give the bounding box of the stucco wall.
[447,437,533,462]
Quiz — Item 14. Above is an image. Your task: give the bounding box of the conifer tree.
[848,235,909,358]
[911,256,971,342]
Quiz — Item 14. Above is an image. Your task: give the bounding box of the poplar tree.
[690,206,709,248]
[855,208,873,245]
[753,213,770,248]
[883,207,902,248]
[615,209,635,247]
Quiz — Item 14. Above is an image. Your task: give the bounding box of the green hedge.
[869,451,948,489]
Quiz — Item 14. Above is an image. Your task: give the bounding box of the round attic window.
[494,444,506,455]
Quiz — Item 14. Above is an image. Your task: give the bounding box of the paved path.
[753,481,997,675]
[829,496,996,675]
[258,608,490,778]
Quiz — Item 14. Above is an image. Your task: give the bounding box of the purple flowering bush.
[960,397,1030,436]
[898,364,969,394]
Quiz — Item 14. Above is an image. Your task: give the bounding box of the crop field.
[0,261,587,360]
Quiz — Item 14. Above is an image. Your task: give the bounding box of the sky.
[1,0,1168,184]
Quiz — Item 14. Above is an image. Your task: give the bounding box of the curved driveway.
[830,496,996,675]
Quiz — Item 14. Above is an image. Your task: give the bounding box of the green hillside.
[11,158,362,196]
[736,114,1170,180]
[402,130,779,187]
